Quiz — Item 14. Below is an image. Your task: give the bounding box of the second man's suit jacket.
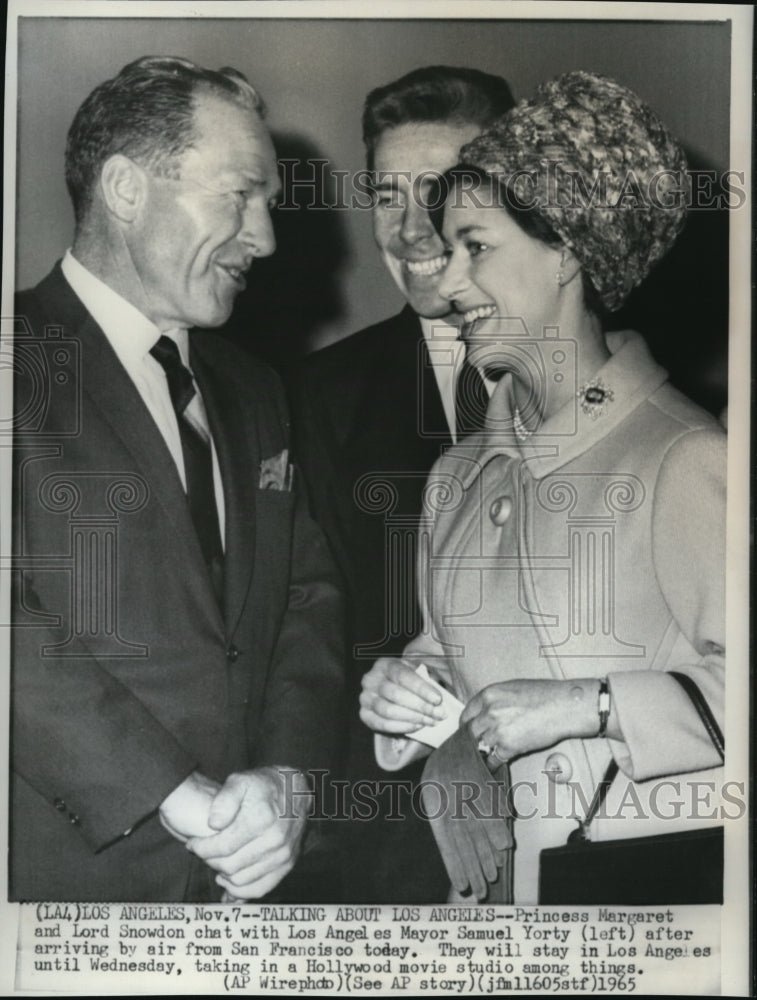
[288,306,453,671]
[286,306,453,902]
[11,264,345,901]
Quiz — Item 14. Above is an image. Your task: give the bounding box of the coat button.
[490,496,513,525]
[545,752,573,783]
[53,798,66,812]
[226,645,239,663]
[68,813,81,826]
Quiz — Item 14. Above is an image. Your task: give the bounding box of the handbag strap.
[669,671,724,760]
[572,672,724,842]
[569,758,619,843]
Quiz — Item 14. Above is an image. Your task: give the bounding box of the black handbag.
[539,673,724,905]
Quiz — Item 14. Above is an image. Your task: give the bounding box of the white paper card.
[407,664,464,749]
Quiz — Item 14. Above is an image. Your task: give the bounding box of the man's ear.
[99,154,146,223]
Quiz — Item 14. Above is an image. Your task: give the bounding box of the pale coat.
[377,330,727,903]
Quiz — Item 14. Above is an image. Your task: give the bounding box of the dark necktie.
[454,350,489,439]
[150,335,224,604]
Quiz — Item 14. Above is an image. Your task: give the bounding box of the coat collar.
[453,330,669,488]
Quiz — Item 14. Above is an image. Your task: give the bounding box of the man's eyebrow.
[237,175,268,188]
[228,167,277,186]
[369,171,413,191]
[232,173,283,201]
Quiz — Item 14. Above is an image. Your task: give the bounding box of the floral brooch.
[577,378,614,419]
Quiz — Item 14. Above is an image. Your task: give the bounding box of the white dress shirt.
[61,250,226,544]
[420,316,495,443]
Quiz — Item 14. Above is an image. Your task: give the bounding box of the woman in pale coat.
[359,71,727,903]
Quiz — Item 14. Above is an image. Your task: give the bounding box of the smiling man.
[288,66,514,901]
[11,56,344,901]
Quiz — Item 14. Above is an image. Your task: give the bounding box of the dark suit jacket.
[10,264,344,901]
[286,307,453,902]
[288,306,452,670]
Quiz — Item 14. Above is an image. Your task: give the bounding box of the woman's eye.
[467,240,488,258]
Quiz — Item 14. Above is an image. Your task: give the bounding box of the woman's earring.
[556,250,566,287]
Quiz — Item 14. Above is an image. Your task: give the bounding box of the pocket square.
[259,448,294,491]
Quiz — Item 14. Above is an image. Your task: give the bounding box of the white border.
[2,3,751,996]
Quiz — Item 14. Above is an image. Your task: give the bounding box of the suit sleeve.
[285,359,354,595]
[374,458,455,772]
[254,374,346,778]
[607,428,727,780]
[11,599,197,853]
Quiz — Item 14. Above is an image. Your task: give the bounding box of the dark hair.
[436,165,607,320]
[65,55,265,227]
[362,66,514,171]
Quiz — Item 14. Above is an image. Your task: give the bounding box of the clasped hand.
[159,767,312,899]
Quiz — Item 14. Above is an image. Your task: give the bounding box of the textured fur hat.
[460,70,689,311]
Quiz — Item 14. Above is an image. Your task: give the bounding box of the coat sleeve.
[607,427,727,781]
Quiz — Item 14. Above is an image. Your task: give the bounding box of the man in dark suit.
[288,66,514,900]
[11,56,344,902]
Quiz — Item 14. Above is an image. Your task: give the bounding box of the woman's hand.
[460,678,601,761]
[359,657,448,734]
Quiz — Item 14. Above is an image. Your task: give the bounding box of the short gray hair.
[65,55,266,226]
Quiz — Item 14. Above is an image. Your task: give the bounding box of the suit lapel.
[417,325,454,447]
[190,334,258,636]
[45,268,222,618]
[344,308,450,461]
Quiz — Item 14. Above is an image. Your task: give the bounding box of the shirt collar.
[419,314,461,346]
[419,315,498,395]
[61,249,189,366]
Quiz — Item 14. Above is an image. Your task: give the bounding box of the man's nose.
[241,203,276,259]
[398,198,436,245]
[437,250,469,302]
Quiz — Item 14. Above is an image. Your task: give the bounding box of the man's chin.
[191,300,236,330]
